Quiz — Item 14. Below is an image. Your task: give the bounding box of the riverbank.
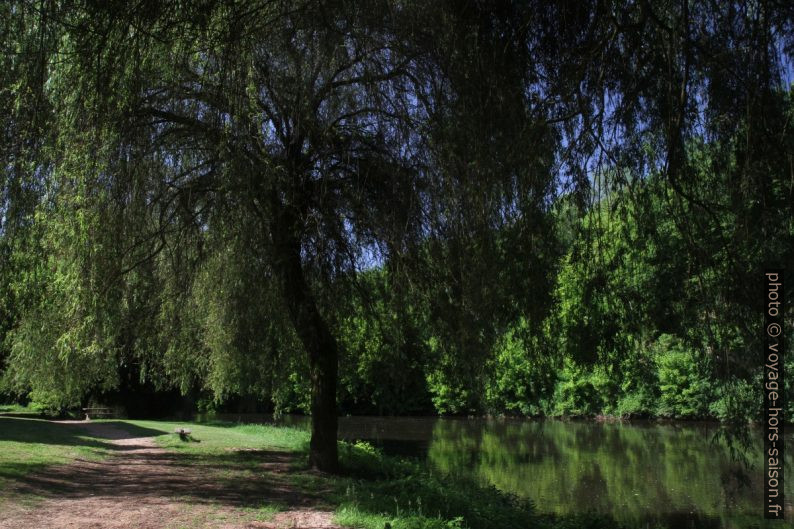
[0,416,622,529]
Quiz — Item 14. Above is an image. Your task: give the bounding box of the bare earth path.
[0,422,341,529]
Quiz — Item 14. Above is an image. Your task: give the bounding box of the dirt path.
[0,422,341,529]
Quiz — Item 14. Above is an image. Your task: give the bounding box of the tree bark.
[271,199,339,472]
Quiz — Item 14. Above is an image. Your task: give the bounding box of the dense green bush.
[549,363,601,417]
[483,319,556,416]
[653,335,714,419]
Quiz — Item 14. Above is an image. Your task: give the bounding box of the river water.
[204,414,794,528]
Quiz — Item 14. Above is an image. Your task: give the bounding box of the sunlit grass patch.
[0,417,114,484]
[244,502,284,521]
[120,419,310,455]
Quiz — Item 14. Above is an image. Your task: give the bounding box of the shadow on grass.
[0,421,729,529]
[0,417,173,484]
[82,420,168,440]
[0,411,45,419]
[0,416,321,511]
[0,417,115,449]
[0,417,165,444]
[8,445,329,510]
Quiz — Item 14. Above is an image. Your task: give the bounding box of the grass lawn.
[0,417,610,529]
[125,419,310,453]
[0,417,115,485]
[116,419,538,529]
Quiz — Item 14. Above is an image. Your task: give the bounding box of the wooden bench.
[82,407,114,420]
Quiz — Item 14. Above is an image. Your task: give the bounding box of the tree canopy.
[1,1,793,471]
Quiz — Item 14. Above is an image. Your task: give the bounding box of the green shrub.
[484,319,556,416]
[426,366,472,415]
[613,389,656,418]
[552,364,604,417]
[653,335,713,419]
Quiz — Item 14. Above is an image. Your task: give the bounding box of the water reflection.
[206,414,793,528]
[422,419,792,528]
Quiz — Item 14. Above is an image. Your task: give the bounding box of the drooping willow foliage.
[1,1,792,469]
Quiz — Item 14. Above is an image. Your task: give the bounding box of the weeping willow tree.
[2,0,793,471]
[1,0,558,471]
